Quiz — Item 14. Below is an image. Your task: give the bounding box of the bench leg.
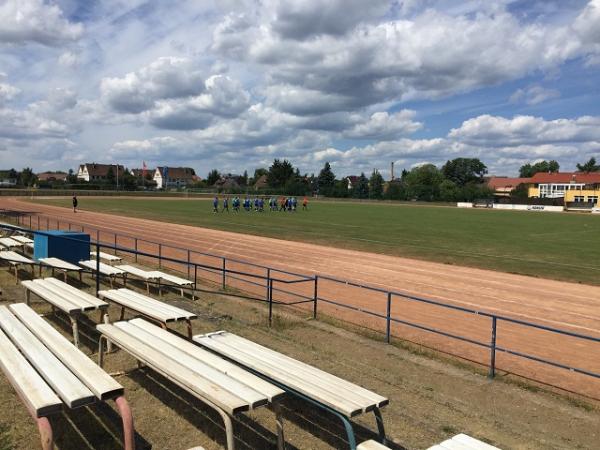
[70,316,80,348]
[114,396,135,450]
[373,407,388,445]
[104,314,113,353]
[186,319,193,340]
[25,289,31,306]
[120,306,126,321]
[98,335,107,367]
[14,265,18,284]
[273,401,286,450]
[79,271,82,281]
[36,417,54,450]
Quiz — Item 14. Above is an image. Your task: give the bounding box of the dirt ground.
[1,264,600,450]
[3,197,600,400]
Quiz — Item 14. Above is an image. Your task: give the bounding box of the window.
[574,196,584,202]
[588,196,598,203]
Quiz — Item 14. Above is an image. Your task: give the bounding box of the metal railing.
[2,210,600,397]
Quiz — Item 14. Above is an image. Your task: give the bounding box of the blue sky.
[0,0,599,178]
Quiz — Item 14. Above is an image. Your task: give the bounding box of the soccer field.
[32,197,600,285]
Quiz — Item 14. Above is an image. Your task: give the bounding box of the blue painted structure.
[34,231,90,264]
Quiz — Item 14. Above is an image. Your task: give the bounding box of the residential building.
[77,163,124,182]
[564,189,600,205]
[37,172,68,182]
[486,177,531,197]
[215,174,243,191]
[0,170,17,187]
[345,176,360,190]
[254,174,268,190]
[527,172,600,199]
[154,167,195,189]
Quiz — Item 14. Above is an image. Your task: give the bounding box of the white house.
[154,167,196,189]
[77,163,124,182]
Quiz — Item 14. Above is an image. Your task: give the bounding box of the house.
[215,174,243,191]
[154,167,195,189]
[486,176,531,197]
[37,172,68,182]
[528,172,600,199]
[0,170,17,187]
[77,163,124,182]
[254,174,268,190]
[345,176,360,190]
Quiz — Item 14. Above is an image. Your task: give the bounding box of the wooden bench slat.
[115,321,268,408]
[97,323,249,415]
[0,250,34,264]
[39,257,82,272]
[195,334,365,417]
[357,440,391,450]
[129,318,284,402]
[149,271,194,286]
[0,328,62,418]
[21,281,83,314]
[0,306,95,408]
[43,278,107,309]
[99,289,195,322]
[117,289,196,318]
[90,251,122,262]
[9,303,124,401]
[116,265,161,280]
[452,434,500,450]
[80,260,125,276]
[198,332,387,411]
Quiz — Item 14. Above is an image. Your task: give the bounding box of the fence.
[2,209,600,398]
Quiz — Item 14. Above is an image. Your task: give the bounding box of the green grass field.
[31,197,600,285]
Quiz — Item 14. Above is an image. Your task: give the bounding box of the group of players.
[212,195,308,213]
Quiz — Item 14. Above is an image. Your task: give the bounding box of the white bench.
[12,235,34,245]
[0,303,134,450]
[357,440,391,450]
[428,434,501,450]
[0,250,35,283]
[149,270,195,297]
[39,257,84,282]
[116,265,162,294]
[194,331,389,449]
[0,236,24,249]
[21,277,109,347]
[97,318,285,450]
[90,250,122,264]
[79,259,127,287]
[98,288,197,338]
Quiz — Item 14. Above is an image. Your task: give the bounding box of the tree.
[519,160,560,177]
[67,168,78,184]
[441,158,487,186]
[121,170,138,190]
[439,179,459,202]
[403,164,444,201]
[266,159,294,189]
[106,166,115,185]
[369,169,384,199]
[18,167,37,187]
[384,181,406,200]
[241,170,248,186]
[576,157,600,173]
[352,173,369,199]
[317,162,336,196]
[207,169,221,186]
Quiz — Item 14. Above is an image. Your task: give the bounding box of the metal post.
[222,258,226,289]
[96,229,100,245]
[385,292,392,344]
[46,217,49,230]
[187,250,191,279]
[114,233,117,255]
[29,215,32,229]
[488,316,497,378]
[57,220,60,230]
[313,276,318,319]
[266,268,271,302]
[37,215,40,230]
[68,223,72,231]
[95,241,101,296]
[194,264,198,290]
[134,238,138,262]
[158,244,162,268]
[268,279,274,327]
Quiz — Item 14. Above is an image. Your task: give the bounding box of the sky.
[0,0,599,179]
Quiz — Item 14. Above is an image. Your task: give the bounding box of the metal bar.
[134,238,138,262]
[268,279,274,327]
[386,293,392,344]
[222,257,226,289]
[266,268,271,302]
[313,276,318,319]
[158,243,162,268]
[489,316,497,378]
[95,240,101,296]
[187,249,191,279]
[114,233,118,255]
[194,264,198,290]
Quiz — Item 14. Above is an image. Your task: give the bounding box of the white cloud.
[345,110,422,139]
[509,85,560,105]
[0,0,83,46]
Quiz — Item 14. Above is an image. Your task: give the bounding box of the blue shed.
[34,231,90,264]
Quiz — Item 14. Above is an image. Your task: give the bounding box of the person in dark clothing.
[72,195,78,213]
